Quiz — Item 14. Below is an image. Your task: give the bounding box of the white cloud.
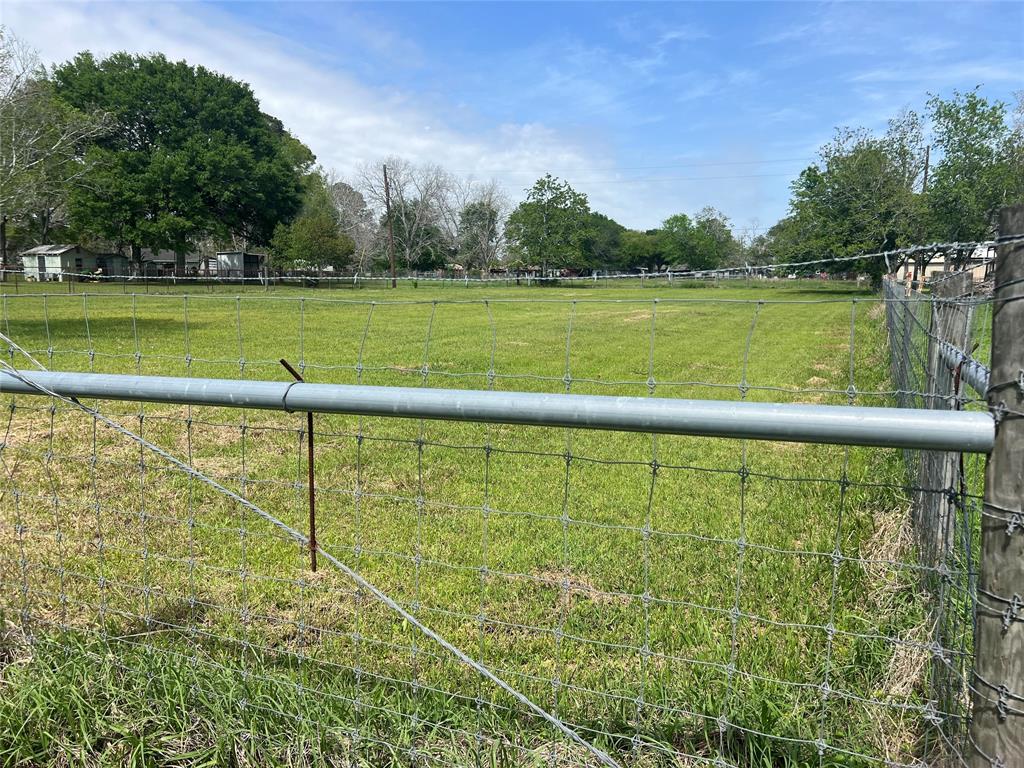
[2,1,804,231]
[3,2,612,213]
[849,62,1022,85]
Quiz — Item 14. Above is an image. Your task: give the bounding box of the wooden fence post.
[969,204,1024,767]
[917,271,972,568]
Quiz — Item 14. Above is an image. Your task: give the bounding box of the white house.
[20,244,98,281]
[893,245,995,284]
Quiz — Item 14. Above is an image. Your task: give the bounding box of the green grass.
[0,280,937,766]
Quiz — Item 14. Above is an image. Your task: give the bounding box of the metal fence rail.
[0,369,996,452]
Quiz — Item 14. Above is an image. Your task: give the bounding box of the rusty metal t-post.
[969,204,1024,767]
[280,359,317,572]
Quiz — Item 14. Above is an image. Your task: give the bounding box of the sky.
[3,1,1022,234]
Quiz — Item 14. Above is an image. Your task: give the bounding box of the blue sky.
[6,1,1023,232]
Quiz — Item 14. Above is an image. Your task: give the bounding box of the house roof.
[21,244,82,256]
[140,249,202,263]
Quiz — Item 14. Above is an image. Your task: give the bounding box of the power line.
[449,156,815,175]
[570,171,797,185]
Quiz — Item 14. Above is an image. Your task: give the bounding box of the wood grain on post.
[969,204,1024,767]
[919,271,972,566]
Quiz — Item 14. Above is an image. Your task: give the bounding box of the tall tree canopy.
[658,208,740,271]
[0,28,107,262]
[765,113,927,283]
[505,174,591,272]
[926,89,1024,241]
[52,51,313,267]
[580,211,625,271]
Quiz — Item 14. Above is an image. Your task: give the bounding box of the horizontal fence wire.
[1,235,1017,295]
[0,262,998,767]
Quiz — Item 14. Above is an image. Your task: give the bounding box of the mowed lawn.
[0,281,934,767]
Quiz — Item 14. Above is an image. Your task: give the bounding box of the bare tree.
[457,178,509,273]
[358,158,457,271]
[0,27,108,267]
[326,171,377,272]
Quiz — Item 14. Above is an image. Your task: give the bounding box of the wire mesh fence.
[0,238,1004,296]
[0,248,1012,766]
[883,272,993,763]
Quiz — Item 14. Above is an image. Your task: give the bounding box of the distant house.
[215,251,267,278]
[893,246,995,284]
[97,253,131,277]
[138,249,203,276]
[20,244,98,281]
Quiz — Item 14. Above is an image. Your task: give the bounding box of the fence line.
[2,234,1019,292]
[1,222,1021,766]
[0,348,622,768]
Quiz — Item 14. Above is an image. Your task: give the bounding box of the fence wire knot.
[1002,594,1022,631]
[922,700,943,725]
[996,685,1010,721]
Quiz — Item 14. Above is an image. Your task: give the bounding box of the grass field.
[0,280,941,767]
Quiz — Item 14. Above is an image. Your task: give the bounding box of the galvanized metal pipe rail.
[0,369,994,453]
[937,340,991,397]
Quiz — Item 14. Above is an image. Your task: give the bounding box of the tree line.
[0,30,745,276]
[2,27,1021,279]
[757,91,1024,282]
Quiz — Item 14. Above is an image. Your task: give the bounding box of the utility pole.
[968,203,1024,767]
[922,144,930,193]
[383,164,397,289]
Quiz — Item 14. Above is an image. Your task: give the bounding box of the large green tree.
[657,209,738,271]
[617,229,664,271]
[52,51,312,271]
[768,113,927,284]
[505,174,591,272]
[580,211,625,272]
[926,89,1024,242]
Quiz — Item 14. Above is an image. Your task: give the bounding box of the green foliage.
[505,174,591,271]
[764,114,928,283]
[52,51,312,258]
[380,198,451,272]
[692,207,742,267]
[926,89,1024,241]
[657,207,739,271]
[457,199,501,270]
[580,211,625,271]
[761,92,1024,279]
[617,229,664,271]
[270,171,354,271]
